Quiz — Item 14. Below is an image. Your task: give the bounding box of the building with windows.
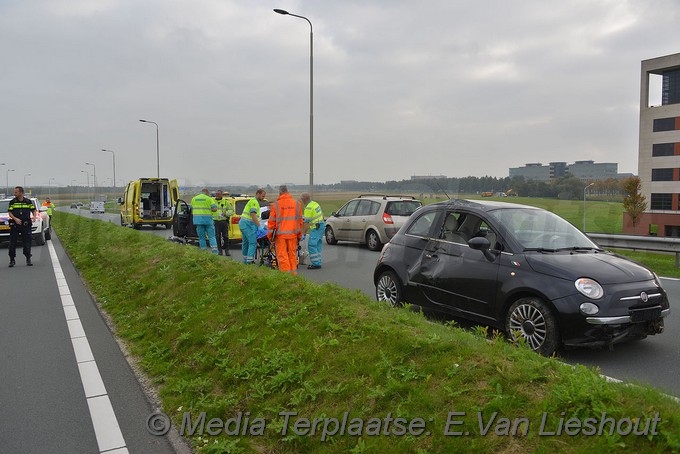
[627,52,680,237]
[509,161,618,181]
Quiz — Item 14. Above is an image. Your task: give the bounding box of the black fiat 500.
[374,199,670,356]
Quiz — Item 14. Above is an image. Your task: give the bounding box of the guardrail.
[587,233,680,269]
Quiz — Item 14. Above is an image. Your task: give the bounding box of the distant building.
[625,52,680,237]
[509,161,621,181]
[410,175,448,180]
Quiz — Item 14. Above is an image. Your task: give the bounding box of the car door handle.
[425,253,438,259]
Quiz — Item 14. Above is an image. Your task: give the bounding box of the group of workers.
[190,186,324,274]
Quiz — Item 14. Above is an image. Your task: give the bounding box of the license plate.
[0,225,10,231]
[630,307,662,322]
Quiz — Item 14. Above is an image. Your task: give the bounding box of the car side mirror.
[331,211,338,217]
[117,197,123,204]
[39,206,48,212]
[468,236,497,262]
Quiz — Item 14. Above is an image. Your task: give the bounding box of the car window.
[0,201,9,212]
[490,208,597,250]
[355,200,374,216]
[406,211,439,237]
[368,201,381,216]
[338,200,360,217]
[385,201,421,216]
[438,212,467,243]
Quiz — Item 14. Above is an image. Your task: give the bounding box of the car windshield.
[385,201,421,216]
[0,201,9,212]
[489,207,599,251]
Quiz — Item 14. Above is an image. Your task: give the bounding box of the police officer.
[190,188,219,254]
[212,190,234,256]
[300,192,325,270]
[8,186,38,267]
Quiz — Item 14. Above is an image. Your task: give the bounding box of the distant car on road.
[90,201,105,214]
[325,195,422,251]
[374,199,670,356]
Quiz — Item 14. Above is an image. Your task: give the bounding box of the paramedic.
[42,197,55,219]
[239,188,266,264]
[267,185,303,275]
[300,192,324,270]
[191,188,218,254]
[213,190,233,256]
[8,186,38,267]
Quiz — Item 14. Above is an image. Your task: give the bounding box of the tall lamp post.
[85,162,97,196]
[81,170,90,194]
[0,163,5,195]
[23,173,31,188]
[274,8,314,197]
[6,169,14,195]
[139,119,160,178]
[101,149,117,192]
[583,182,595,232]
[48,177,55,197]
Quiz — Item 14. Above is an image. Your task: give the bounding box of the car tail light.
[382,212,394,224]
[231,216,241,224]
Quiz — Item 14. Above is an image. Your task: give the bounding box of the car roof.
[355,194,420,201]
[429,198,541,212]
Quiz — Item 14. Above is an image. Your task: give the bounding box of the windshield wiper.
[556,246,604,252]
[523,247,558,253]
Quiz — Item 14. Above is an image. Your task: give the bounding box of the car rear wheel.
[34,228,46,246]
[325,226,338,245]
[366,230,382,251]
[506,297,560,356]
[45,226,51,240]
[376,270,404,307]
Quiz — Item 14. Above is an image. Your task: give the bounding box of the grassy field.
[53,211,680,453]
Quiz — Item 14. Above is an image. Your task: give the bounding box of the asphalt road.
[0,230,184,453]
[65,208,680,398]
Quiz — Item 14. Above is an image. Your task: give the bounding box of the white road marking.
[48,241,128,453]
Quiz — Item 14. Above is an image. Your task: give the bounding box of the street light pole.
[139,120,160,178]
[274,8,314,197]
[85,162,96,196]
[48,177,55,197]
[583,182,595,232]
[81,170,90,191]
[23,173,31,188]
[101,149,116,192]
[6,169,14,195]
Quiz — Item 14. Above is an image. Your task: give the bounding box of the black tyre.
[133,223,141,230]
[325,226,338,245]
[506,297,560,356]
[120,214,125,227]
[45,227,52,241]
[376,270,404,307]
[34,228,46,246]
[366,230,382,251]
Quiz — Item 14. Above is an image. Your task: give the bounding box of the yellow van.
[120,178,179,229]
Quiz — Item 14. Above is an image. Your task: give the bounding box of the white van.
[90,201,106,214]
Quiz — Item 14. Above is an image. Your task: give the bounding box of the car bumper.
[586,308,670,325]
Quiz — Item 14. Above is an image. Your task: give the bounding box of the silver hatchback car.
[325,195,422,251]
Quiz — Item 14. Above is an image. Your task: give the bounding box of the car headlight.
[575,278,603,299]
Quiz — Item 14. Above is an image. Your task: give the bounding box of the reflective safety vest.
[303,200,324,229]
[212,198,234,221]
[268,192,303,239]
[42,202,54,216]
[191,193,217,225]
[240,197,261,224]
[8,197,35,223]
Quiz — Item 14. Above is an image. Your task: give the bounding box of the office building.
[628,52,680,237]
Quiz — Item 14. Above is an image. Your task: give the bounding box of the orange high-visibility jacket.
[268,192,303,239]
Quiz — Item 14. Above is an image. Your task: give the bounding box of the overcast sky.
[1,0,679,189]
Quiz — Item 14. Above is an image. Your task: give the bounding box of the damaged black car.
[374,199,670,356]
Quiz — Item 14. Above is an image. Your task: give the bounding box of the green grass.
[53,211,680,453]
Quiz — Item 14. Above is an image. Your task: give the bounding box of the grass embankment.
[53,211,679,453]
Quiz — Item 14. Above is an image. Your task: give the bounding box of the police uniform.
[8,197,36,266]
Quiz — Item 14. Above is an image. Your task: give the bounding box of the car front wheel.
[34,228,46,246]
[366,230,382,251]
[505,297,560,356]
[376,270,404,307]
[325,226,338,245]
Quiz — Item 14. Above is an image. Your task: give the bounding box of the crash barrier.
[587,233,680,269]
